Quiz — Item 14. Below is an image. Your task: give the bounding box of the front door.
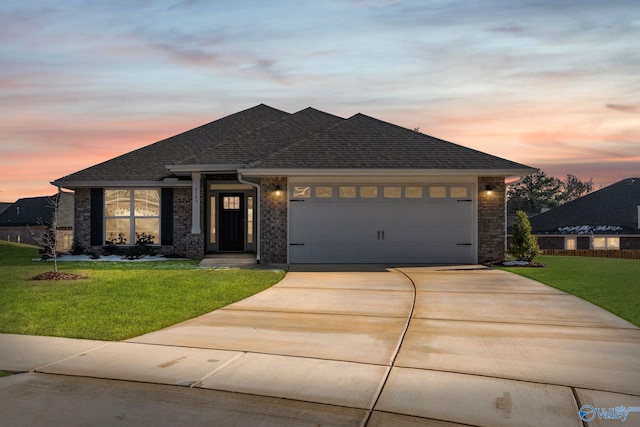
[219,193,245,251]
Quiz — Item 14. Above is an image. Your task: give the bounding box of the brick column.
[73,188,92,250]
[259,177,288,263]
[477,176,506,263]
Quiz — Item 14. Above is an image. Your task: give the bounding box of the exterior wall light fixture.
[274,184,283,197]
[485,184,493,195]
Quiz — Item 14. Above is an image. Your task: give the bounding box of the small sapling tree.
[508,210,541,262]
[31,191,62,272]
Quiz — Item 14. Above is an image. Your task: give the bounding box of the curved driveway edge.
[1,266,639,426]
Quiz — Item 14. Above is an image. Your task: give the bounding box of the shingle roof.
[54,104,534,185]
[0,202,11,216]
[0,196,54,227]
[248,113,532,170]
[529,178,640,235]
[54,104,290,183]
[174,107,344,166]
[0,193,74,227]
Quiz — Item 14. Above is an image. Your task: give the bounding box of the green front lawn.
[0,241,285,340]
[499,255,640,327]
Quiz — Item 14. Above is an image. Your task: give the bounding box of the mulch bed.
[484,261,547,268]
[30,271,88,281]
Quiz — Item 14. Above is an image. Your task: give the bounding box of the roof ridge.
[246,112,349,168]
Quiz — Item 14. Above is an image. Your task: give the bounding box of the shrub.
[104,232,127,256]
[70,239,85,255]
[122,233,156,260]
[508,210,542,262]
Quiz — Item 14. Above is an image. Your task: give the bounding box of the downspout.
[237,172,261,263]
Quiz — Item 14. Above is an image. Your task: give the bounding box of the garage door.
[289,183,475,264]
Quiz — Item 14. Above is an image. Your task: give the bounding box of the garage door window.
[293,184,470,201]
[450,186,469,198]
[429,186,447,198]
[315,186,333,198]
[339,186,357,198]
[360,186,378,198]
[405,186,423,198]
[384,186,402,198]
[293,186,311,198]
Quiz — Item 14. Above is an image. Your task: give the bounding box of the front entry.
[218,193,245,251]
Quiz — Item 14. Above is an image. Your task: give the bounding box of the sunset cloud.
[606,104,640,114]
[1,0,638,201]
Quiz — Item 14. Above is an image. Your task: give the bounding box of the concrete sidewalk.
[1,266,639,426]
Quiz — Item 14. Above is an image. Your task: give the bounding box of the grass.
[499,255,640,327]
[0,241,285,340]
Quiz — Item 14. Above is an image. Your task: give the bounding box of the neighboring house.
[52,104,535,264]
[0,192,74,252]
[528,178,640,250]
[0,202,11,216]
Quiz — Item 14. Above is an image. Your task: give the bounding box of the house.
[52,104,536,264]
[0,202,11,216]
[0,192,74,251]
[529,178,640,251]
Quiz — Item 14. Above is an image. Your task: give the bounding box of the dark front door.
[219,193,245,251]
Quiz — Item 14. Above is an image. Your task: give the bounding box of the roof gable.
[529,178,640,234]
[55,104,290,183]
[173,107,344,167]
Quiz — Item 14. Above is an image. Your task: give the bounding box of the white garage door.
[289,183,476,264]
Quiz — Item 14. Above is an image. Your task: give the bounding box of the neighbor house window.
[565,237,577,250]
[607,237,620,249]
[592,236,620,250]
[105,189,160,245]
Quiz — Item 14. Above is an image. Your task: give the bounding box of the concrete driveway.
[1,266,639,426]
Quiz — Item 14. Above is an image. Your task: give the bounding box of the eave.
[239,167,538,178]
[51,180,193,190]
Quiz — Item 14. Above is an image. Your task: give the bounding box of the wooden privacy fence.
[542,249,640,259]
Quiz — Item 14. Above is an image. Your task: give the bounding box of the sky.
[1,0,638,202]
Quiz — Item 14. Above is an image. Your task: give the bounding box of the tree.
[508,210,541,262]
[507,171,593,213]
[507,171,561,213]
[31,190,62,273]
[557,174,593,204]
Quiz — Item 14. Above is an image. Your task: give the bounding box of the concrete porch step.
[198,253,286,271]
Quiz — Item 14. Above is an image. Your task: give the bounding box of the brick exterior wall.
[172,186,203,258]
[477,176,506,263]
[72,186,202,258]
[622,237,640,249]
[536,236,565,250]
[533,235,640,250]
[0,225,46,247]
[259,177,288,263]
[73,188,92,250]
